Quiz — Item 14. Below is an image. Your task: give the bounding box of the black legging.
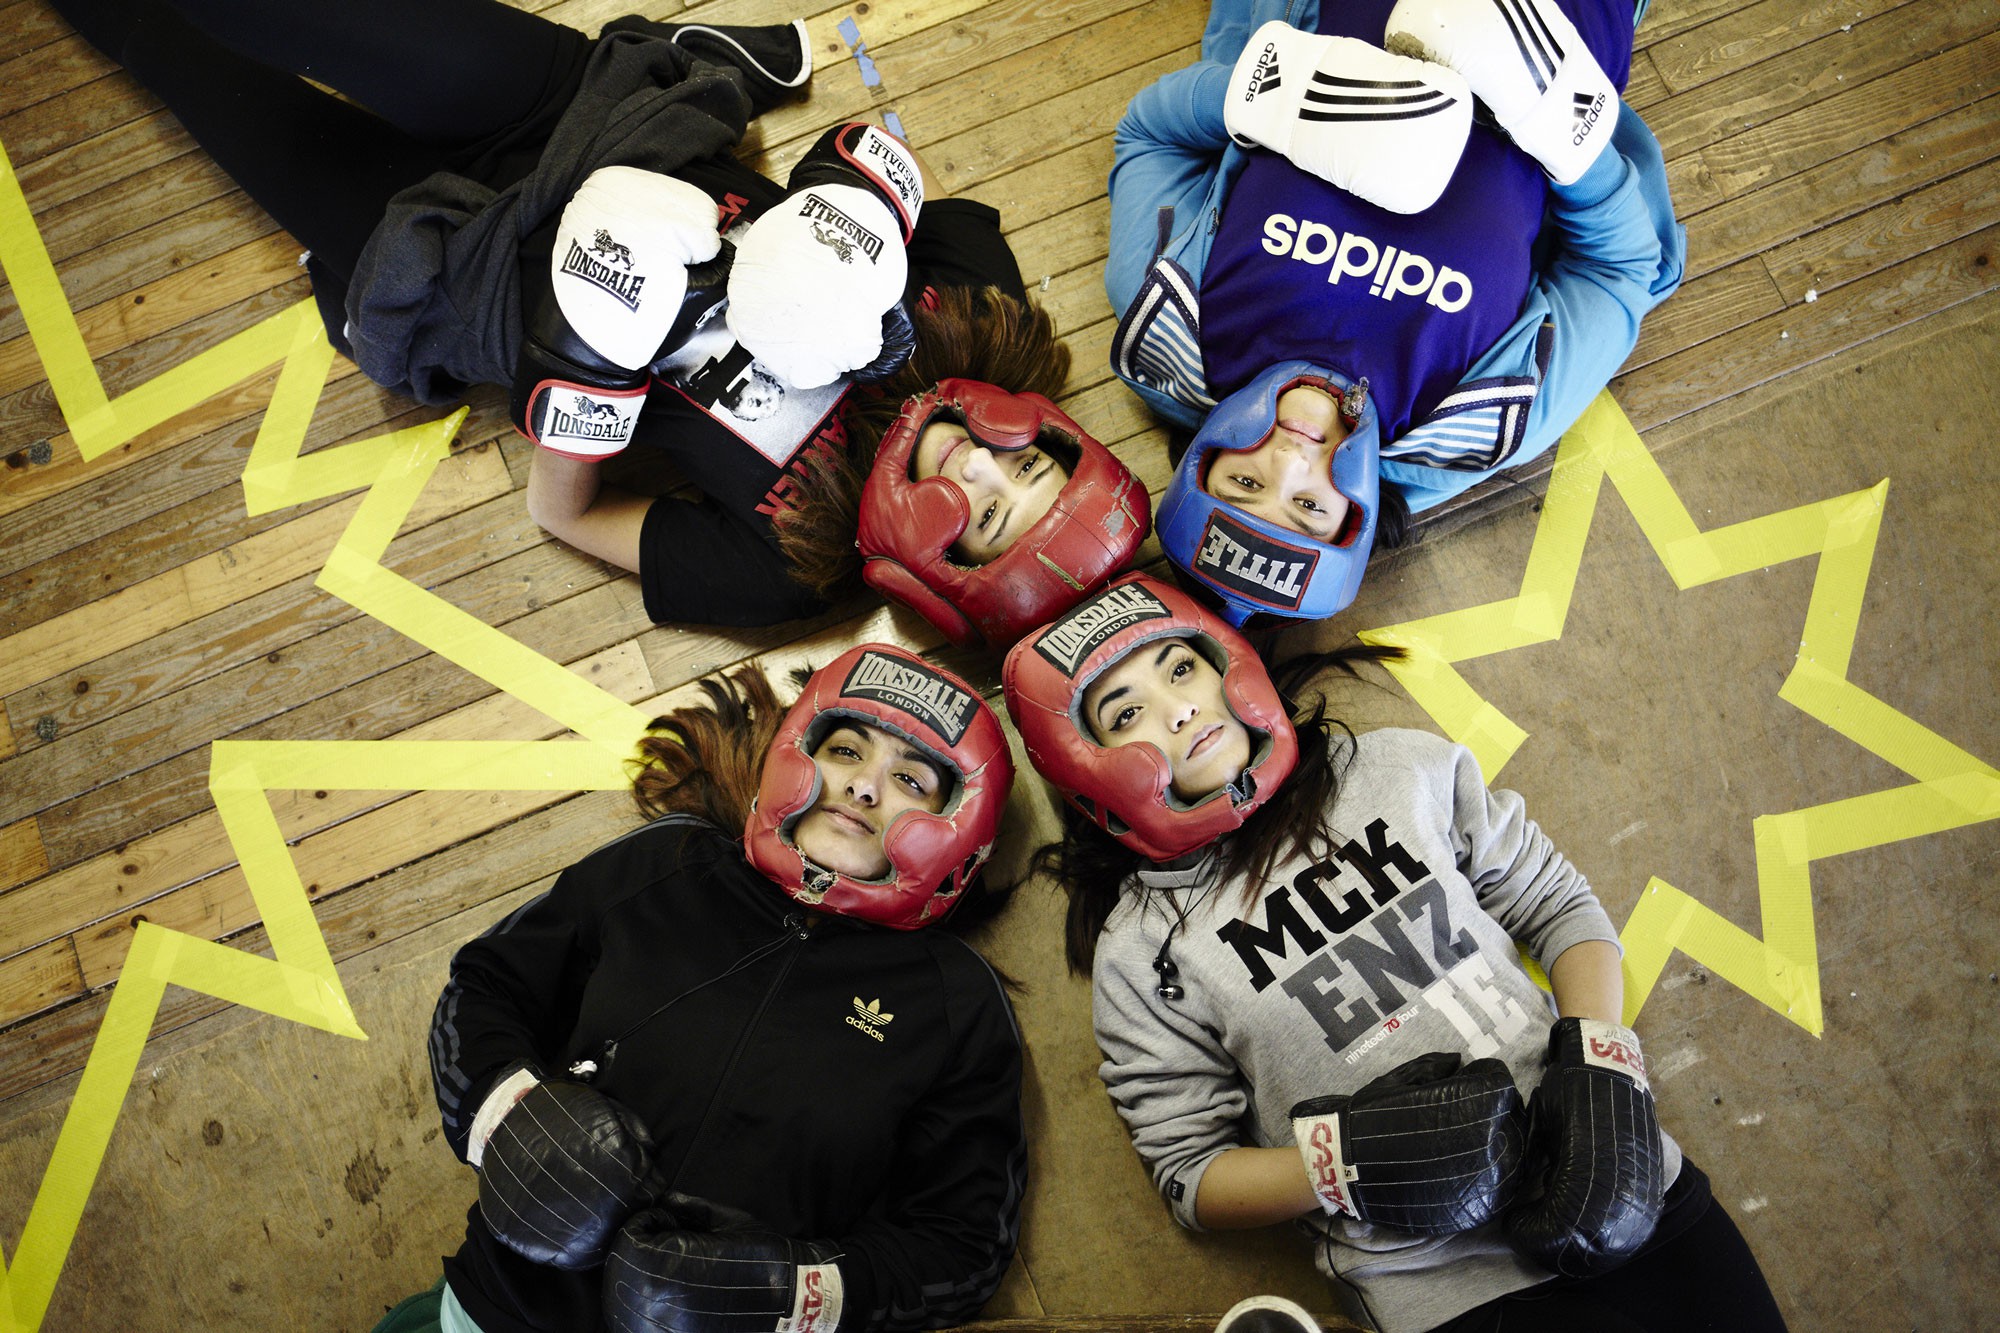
[1429,1192,1790,1332]
[49,0,588,277]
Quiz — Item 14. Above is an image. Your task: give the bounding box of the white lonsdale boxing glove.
[1224,21,1471,215]
[725,122,923,390]
[1385,0,1619,184]
[513,167,724,459]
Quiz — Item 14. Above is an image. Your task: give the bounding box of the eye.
[977,501,997,531]
[826,742,862,761]
[1225,473,1261,493]
[1108,703,1140,733]
[1015,450,1041,479]
[895,770,931,796]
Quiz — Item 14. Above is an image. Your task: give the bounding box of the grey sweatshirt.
[1092,728,1680,1333]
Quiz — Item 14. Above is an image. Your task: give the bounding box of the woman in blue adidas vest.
[1106,0,1684,624]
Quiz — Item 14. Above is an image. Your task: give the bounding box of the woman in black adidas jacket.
[407,653,1025,1333]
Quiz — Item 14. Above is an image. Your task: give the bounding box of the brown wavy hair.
[769,286,1072,603]
[631,666,787,831]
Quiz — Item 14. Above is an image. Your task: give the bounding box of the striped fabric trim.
[1300,71,1460,124]
[1492,0,1565,94]
[1384,321,1552,471]
[1111,257,1216,415]
[1381,392,1533,470]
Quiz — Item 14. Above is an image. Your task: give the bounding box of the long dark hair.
[629,664,1017,933]
[768,286,1071,602]
[1031,643,1402,973]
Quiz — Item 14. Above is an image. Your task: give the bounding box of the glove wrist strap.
[467,1066,540,1168]
[1570,1018,1649,1090]
[838,124,923,239]
[778,1262,844,1333]
[1291,1111,1361,1219]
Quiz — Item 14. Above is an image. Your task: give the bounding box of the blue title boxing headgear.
[1155,361,1380,626]
[745,643,1014,930]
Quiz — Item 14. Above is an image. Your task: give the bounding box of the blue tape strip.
[838,16,883,87]
[883,110,907,140]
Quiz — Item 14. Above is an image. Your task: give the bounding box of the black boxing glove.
[1505,1017,1666,1276]
[849,299,917,384]
[513,166,727,458]
[1290,1051,1525,1234]
[477,1079,656,1270]
[604,1192,844,1333]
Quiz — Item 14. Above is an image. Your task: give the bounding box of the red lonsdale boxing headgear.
[1002,573,1297,862]
[745,643,1015,929]
[858,379,1152,649]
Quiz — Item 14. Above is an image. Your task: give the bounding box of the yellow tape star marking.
[0,140,303,462]
[0,133,657,1331]
[1360,393,2000,1037]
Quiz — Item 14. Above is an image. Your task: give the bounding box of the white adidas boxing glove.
[1385,0,1619,184]
[1224,20,1471,214]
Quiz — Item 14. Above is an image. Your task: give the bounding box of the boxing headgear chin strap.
[1156,360,1381,626]
[858,379,1152,650]
[1002,573,1298,863]
[745,643,1014,930]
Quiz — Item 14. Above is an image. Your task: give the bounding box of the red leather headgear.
[1002,573,1297,862]
[745,643,1015,929]
[858,379,1152,650]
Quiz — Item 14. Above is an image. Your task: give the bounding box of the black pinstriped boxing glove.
[604,1192,844,1333]
[477,1078,656,1270]
[1505,1017,1666,1275]
[1290,1051,1526,1234]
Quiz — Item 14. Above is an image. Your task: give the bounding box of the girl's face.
[913,421,1070,564]
[1202,384,1355,540]
[792,721,949,880]
[1081,638,1252,802]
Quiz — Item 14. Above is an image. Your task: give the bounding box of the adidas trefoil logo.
[846,997,894,1042]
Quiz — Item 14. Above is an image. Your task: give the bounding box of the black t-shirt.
[630,186,1027,628]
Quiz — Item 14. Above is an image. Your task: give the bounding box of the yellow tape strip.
[309,415,652,753]
[0,135,305,464]
[0,138,107,431]
[1359,392,2000,1038]
[0,148,656,1323]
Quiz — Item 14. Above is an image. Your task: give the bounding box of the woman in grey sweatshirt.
[1003,573,1787,1333]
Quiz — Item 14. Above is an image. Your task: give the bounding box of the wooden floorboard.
[1,0,1997,1232]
